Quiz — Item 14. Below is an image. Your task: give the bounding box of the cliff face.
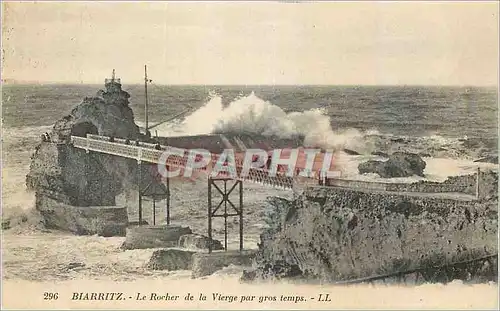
[255,172,498,282]
[26,80,166,230]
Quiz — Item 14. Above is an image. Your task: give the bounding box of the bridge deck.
[71,135,300,189]
[70,135,478,201]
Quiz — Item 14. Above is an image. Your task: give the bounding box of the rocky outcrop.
[358,152,426,178]
[25,78,167,234]
[252,174,498,282]
[147,249,196,271]
[35,194,128,236]
[474,155,498,164]
[192,250,257,278]
[121,225,192,250]
[178,234,223,251]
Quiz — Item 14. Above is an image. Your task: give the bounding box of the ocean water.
[1,84,499,295]
[3,84,498,139]
[2,84,498,214]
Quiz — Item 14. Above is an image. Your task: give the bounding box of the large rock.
[26,78,168,232]
[191,250,257,278]
[474,155,498,164]
[178,234,223,251]
[358,152,426,178]
[35,194,128,236]
[121,225,192,250]
[252,182,498,282]
[147,249,196,270]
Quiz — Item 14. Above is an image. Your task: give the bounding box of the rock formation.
[250,172,498,282]
[26,77,167,235]
[474,155,498,164]
[358,152,426,178]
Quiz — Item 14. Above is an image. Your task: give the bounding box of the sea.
[2,84,499,214]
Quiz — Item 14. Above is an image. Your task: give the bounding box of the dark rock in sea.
[121,225,192,250]
[358,152,426,178]
[358,160,385,176]
[343,148,360,155]
[390,137,406,143]
[178,234,223,251]
[259,260,303,279]
[460,138,484,149]
[418,152,431,158]
[128,220,149,226]
[474,156,498,164]
[147,249,196,271]
[240,269,258,282]
[371,151,389,158]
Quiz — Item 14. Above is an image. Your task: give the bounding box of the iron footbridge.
[70,134,320,190]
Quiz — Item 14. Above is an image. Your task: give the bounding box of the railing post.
[138,147,143,163]
[85,136,90,153]
[239,180,243,252]
[152,195,156,226]
[138,160,143,225]
[208,177,212,254]
[166,165,170,225]
[476,167,480,199]
[224,180,228,252]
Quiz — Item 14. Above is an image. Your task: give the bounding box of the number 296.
[44,292,59,300]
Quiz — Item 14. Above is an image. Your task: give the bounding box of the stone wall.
[324,170,497,200]
[256,180,498,281]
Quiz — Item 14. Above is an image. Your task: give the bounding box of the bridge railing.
[70,135,305,189]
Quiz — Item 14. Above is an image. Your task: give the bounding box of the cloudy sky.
[2,2,498,85]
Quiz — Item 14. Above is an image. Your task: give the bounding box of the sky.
[2,1,499,85]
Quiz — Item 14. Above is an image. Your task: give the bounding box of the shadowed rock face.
[26,80,166,212]
[358,152,426,178]
[253,175,498,282]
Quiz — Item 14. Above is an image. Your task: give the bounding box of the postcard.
[2,1,498,310]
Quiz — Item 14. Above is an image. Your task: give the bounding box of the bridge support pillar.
[137,162,143,225]
[207,177,244,253]
[138,166,171,226]
[166,166,170,225]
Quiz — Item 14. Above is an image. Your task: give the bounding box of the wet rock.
[259,260,303,280]
[36,195,128,236]
[474,155,498,164]
[26,78,167,233]
[147,249,196,271]
[178,234,223,251]
[66,262,86,271]
[121,225,192,250]
[128,220,149,226]
[358,152,426,178]
[254,184,497,282]
[391,137,406,143]
[240,269,258,282]
[371,151,389,158]
[191,250,257,278]
[343,148,360,155]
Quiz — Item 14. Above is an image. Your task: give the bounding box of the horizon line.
[2,80,498,88]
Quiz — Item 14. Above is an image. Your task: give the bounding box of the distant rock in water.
[474,155,498,164]
[390,137,407,143]
[371,151,389,158]
[358,152,426,178]
[343,148,361,155]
